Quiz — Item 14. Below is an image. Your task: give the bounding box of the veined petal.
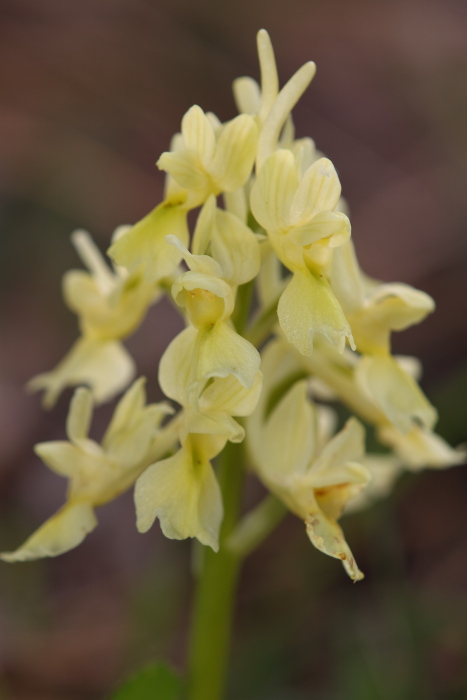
[134,441,223,551]
[198,322,261,389]
[0,503,98,562]
[211,114,258,192]
[250,149,298,232]
[260,380,315,481]
[210,208,260,286]
[27,337,135,408]
[181,105,216,167]
[378,424,466,470]
[199,371,263,417]
[305,511,364,581]
[108,201,189,283]
[277,270,354,356]
[157,150,210,193]
[289,158,342,226]
[66,387,93,443]
[290,211,351,248]
[356,355,437,434]
[310,418,366,483]
[158,326,198,405]
[290,137,317,176]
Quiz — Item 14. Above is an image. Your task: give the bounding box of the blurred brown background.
[1,1,467,698]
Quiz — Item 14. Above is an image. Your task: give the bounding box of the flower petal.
[305,511,364,581]
[355,355,437,434]
[166,232,223,277]
[277,270,354,355]
[0,503,98,562]
[191,195,216,256]
[378,424,466,470]
[211,114,258,192]
[329,240,365,314]
[184,407,245,443]
[102,377,146,446]
[310,418,366,485]
[28,337,135,408]
[101,378,171,468]
[289,158,342,226]
[250,149,298,232]
[367,283,435,332]
[181,105,216,167]
[290,211,350,248]
[158,326,198,405]
[134,440,223,551]
[199,371,263,417]
[157,149,210,193]
[108,201,189,283]
[344,454,402,514]
[198,322,261,389]
[260,380,315,481]
[34,441,84,478]
[210,208,260,286]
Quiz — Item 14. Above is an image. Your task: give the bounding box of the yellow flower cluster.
[3,30,464,579]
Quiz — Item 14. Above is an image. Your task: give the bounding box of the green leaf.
[109,662,183,700]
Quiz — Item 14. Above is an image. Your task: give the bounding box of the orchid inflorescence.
[3,30,464,582]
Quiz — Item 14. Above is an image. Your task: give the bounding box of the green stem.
[187,441,245,700]
[226,494,287,558]
[232,279,255,334]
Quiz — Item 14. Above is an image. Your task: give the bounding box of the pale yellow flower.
[133,346,262,551]
[330,239,435,355]
[250,149,353,354]
[30,230,157,407]
[166,234,261,393]
[378,423,466,469]
[135,433,225,551]
[157,105,258,209]
[108,198,190,284]
[1,379,172,561]
[28,336,135,409]
[247,340,368,580]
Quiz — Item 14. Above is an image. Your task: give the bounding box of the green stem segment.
[187,441,245,700]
